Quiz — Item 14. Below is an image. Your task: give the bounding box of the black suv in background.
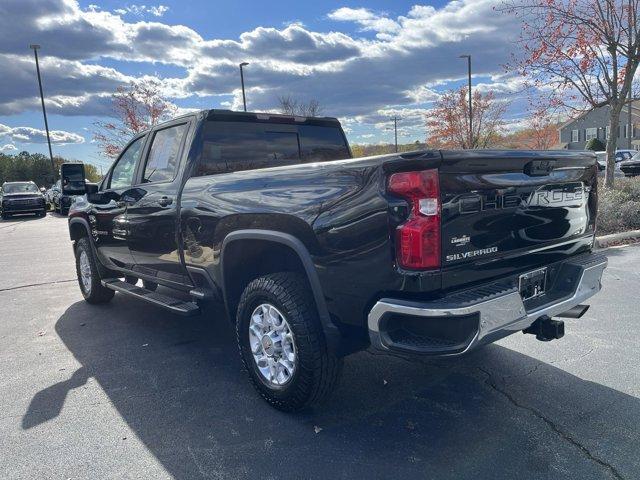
[1,181,47,219]
[51,163,88,215]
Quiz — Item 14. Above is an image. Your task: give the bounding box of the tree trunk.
[604,105,623,189]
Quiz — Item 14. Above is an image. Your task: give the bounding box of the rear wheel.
[236,272,342,411]
[75,237,115,304]
[1,212,9,220]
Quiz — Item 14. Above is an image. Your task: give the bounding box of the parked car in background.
[620,151,640,177]
[44,185,56,210]
[595,150,629,175]
[50,180,65,214]
[616,150,635,161]
[51,164,88,215]
[1,181,47,219]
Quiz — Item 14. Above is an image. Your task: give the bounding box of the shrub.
[585,138,606,151]
[596,177,640,235]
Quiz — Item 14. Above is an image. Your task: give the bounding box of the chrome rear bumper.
[368,253,607,356]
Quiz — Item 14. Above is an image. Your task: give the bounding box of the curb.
[595,230,640,248]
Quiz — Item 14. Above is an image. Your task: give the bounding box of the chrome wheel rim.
[249,303,297,386]
[79,250,92,294]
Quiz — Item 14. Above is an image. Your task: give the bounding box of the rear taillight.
[387,169,441,270]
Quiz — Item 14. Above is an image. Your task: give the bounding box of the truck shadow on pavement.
[24,295,638,479]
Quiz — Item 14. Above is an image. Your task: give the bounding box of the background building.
[558,100,640,150]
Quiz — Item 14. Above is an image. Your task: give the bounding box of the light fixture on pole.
[239,62,249,112]
[459,54,472,149]
[30,44,56,181]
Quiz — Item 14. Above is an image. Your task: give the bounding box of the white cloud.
[114,4,169,17]
[328,8,401,38]
[0,0,527,142]
[1,144,18,152]
[0,123,84,145]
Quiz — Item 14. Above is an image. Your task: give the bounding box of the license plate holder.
[519,267,547,300]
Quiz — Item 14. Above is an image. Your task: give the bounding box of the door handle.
[158,196,173,207]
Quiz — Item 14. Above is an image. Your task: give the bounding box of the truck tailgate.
[438,150,598,291]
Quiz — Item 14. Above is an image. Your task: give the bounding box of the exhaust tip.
[556,304,590,319]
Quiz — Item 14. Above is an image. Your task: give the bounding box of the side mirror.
[60,163,86,195]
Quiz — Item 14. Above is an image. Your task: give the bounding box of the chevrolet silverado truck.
[67,110,607,411]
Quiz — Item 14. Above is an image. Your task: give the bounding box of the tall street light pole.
[239,62,249,112]
[459,54,472,149]
[30,44,56,181]
[393,116,399,153]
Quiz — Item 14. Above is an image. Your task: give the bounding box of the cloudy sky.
[0,0,527,169]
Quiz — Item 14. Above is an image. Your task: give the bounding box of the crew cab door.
[91,134,146,270]
[125,120,191,286]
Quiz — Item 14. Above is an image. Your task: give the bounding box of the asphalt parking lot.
[1,213,638,479]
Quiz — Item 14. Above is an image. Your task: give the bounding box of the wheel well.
[223,239,309,320]
[69,221,89,242]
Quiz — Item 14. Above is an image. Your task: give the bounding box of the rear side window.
[195,121,348,176]
[109,136,145,189]
[142,123,188,183]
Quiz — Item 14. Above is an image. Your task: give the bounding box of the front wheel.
[75,237,115,304]
[236,272,342,412]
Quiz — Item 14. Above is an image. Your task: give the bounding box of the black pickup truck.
[67,110,607,411]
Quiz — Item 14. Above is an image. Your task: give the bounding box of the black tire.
[75,237,115,304]
[38,209,46,217]
[142,280,158,291]
[236,272,342,412]
[1,212,8,220]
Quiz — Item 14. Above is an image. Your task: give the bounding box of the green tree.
[0,152,102,187]
[585,138,606,151]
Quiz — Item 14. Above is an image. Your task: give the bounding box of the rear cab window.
[195,119,350,177]
[142,123,189,183]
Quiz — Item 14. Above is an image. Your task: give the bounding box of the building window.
[586,128,597,141]
[571,129,579,143]
[605,126,610,140]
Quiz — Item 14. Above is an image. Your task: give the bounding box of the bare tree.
[503,0,640,187]
[278,95,323,117]
[93,80,176,159]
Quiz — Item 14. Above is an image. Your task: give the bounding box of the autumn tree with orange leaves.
[93,80,176,159]
[499,109,561,150]
[426,88,508,149]
[503,0,640,187]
